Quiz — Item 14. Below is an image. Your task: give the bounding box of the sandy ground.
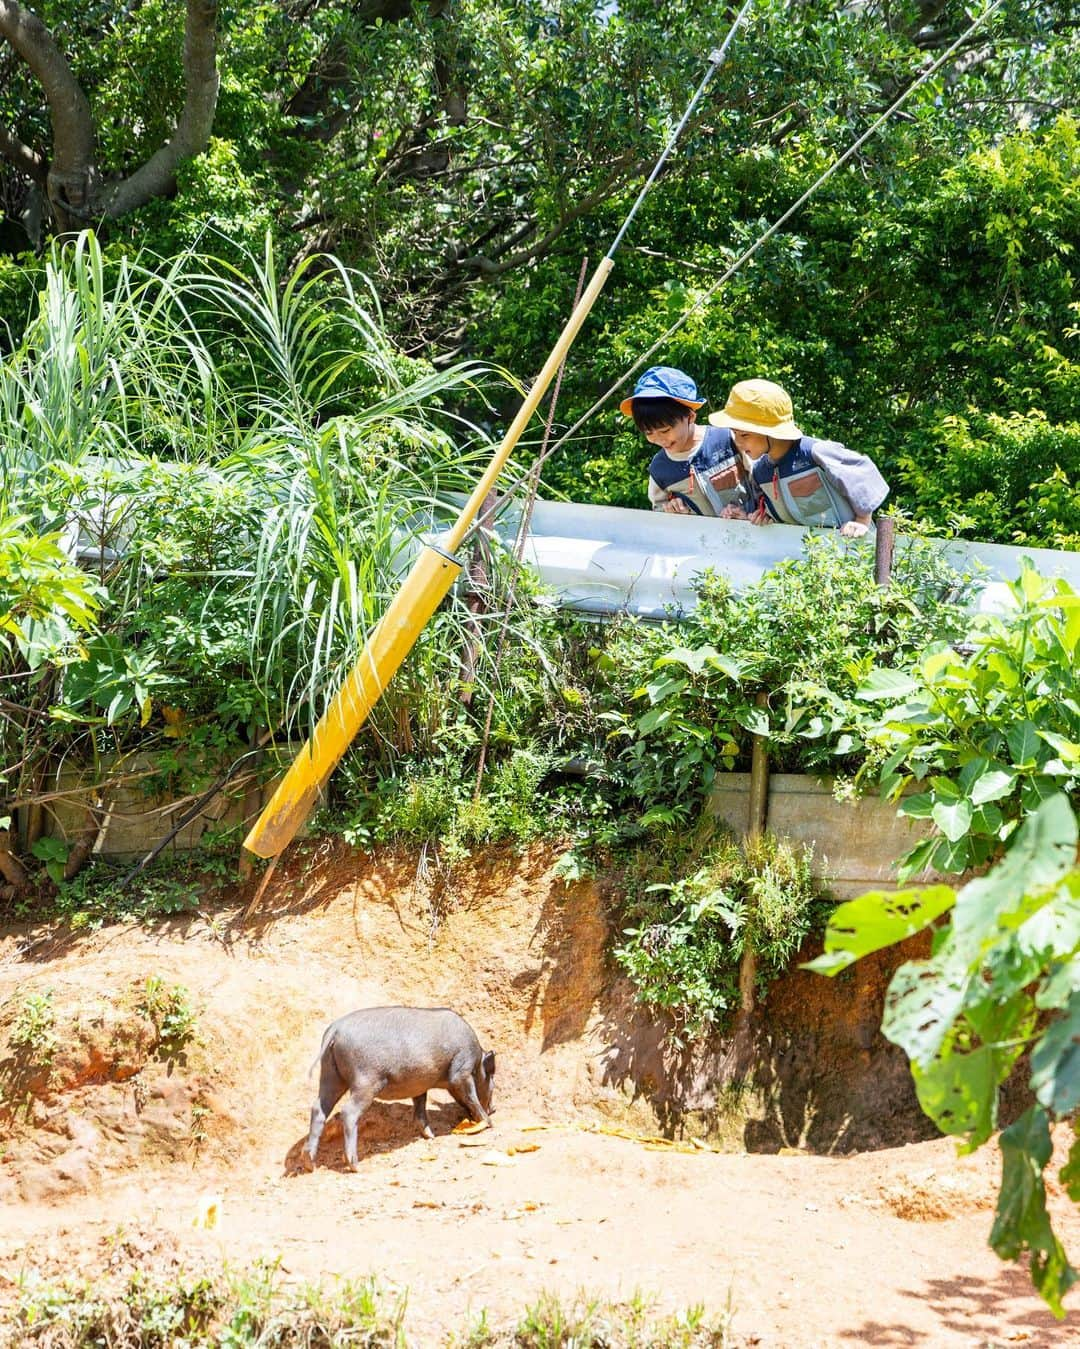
[1,841,1078,1346]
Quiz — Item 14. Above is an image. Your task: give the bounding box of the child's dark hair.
[632,397,694,433]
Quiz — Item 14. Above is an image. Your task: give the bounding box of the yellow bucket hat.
[708,379,802,439]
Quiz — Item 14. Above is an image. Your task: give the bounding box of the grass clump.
[135,976,198,1062]
[11,1260,406,1347]
[6,1265,737,1346]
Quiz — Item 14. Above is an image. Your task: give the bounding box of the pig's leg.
[447,1071,490,1127]
[412,1093,434,1139]
[303,1060,347,1170]
[339,1082,377,1170]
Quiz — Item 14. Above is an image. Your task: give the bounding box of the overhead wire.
[476,0,1009,529]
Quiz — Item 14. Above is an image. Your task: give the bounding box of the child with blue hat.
[620,366,747,517]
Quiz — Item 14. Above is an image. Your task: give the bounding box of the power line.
[479,0,1008,524]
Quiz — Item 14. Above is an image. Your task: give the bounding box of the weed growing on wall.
[613,831,828,1043]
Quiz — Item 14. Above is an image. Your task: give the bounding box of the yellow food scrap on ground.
[193,1194,221,1229]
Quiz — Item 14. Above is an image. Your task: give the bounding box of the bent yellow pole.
[243,256,615,860]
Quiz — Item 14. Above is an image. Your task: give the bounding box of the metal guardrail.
[480,498,1080,619]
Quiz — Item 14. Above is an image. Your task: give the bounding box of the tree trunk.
[0,827,29,892]
[0,0,221,228]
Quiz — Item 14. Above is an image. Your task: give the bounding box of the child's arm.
[810,441,889,536]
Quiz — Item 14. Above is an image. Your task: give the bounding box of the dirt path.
[1,842,1078,1345]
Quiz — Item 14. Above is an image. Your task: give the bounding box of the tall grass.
[1,230,557,828]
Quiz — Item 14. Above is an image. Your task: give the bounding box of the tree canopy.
[2,0,1079,536]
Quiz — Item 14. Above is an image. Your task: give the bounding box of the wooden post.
[738,690,771,1022]
[874,516,895,587]
[747,691,770,844]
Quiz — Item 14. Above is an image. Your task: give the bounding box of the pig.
[302,1005,495,1171]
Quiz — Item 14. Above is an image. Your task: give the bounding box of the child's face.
[731,428,771,461]
[643,411,696,456]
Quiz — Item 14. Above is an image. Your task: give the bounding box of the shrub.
[587,533,976,828]
[614,831,828,1043]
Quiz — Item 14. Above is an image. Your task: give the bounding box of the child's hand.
[839,519,870,538]
[720,504,749,520]
[664,498,693,515]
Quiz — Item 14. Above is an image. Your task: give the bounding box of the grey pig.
[302,1005,495,1171]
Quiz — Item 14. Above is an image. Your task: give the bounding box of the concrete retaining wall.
[18,750,317,861]
[708,773,932,898]
[24,757,925,895]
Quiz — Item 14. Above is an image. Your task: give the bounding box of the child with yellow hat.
[710,379,888,538]
[620,366,749,517]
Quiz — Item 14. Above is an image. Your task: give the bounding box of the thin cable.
[482,0,1008,520]
[607,0,754,259]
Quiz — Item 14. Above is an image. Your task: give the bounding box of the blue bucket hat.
[619,366,704,417]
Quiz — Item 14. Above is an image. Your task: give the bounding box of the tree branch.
[456,155,645,277]
[0,122,46,186]
[100,0,220,217]
[0,0,94,219]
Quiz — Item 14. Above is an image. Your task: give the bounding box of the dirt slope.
[1,840,1077,1346]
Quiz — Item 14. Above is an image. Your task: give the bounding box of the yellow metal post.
[244,544,461,858]
[243,257,615,860]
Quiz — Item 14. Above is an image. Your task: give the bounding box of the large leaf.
[856,667,919,700]
[1038,950,1080,1012]
[932,795,972,842]
[657,645,744,679]
[802,885,957,976]
[1007,719,1043,769]
[911,1044,1007,1145]
[1030,992,1080,1118]
[991,1106,1078,1318]
[882,946,971,1066]
[1018,874,1080,969]
[951,794,1077,962]
[958,757,1016,806]
[735,705,769,737]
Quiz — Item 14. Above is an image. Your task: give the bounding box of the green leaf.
[636,706,672,735]
[803,885,956,976]
[1019,875,1080,969]
[856,668,919,700]
[898,792,934,820]
[735,705,769,737]
[882,945,970,1066]
[657,645,744,680]
[911,1044,1007,1145]
[1030,992,1080,1118]
[1007,719,1042,769]
[991,1106,1078,1318]
[966,764,1016,806]
[932,796,972,842]
[951,795,1077,961]
[1038,953,1080,1011]
[644,676,687,706]
[895,836,940,883]
[1038,730,1080,764]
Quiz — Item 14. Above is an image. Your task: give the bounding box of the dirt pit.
[1,840,1077,1345]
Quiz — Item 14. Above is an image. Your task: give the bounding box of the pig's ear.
[482,1050,495,1077]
